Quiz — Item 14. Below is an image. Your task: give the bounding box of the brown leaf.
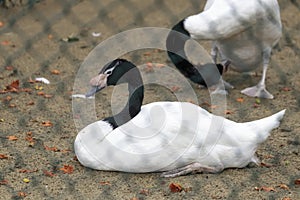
[43,170,55,177]
[282,198,291,200]
[9,80,19,89]
[171,86,180,92]
[0,179,8,185]
[282,87,291,92]
[1,40,10,46]
[169,183,183,193]
[7,135,18,141]
[51,69,60,75]
[99,181,111,186]
[0,154,9,159]
[60,165,74,174]
[42,121,53,127]
[0,21,3,27]
[260,162,273,168]
[44,145,59,152]
[27,101,35,105]
[236,97,244,103]
[18,192,27,197]
[9,103,16,108]
[19,169,38,173]
[139,189,149,196]
[278,184,289,190]
[295,179,300,185]
[44,94,53,98]
[37,91,45,96]
[254,186,276,192]
[5,66,14,71]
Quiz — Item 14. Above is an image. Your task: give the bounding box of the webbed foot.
[241,85,273,99]
[160,163,223,178]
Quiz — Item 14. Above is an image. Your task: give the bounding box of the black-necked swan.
[74,59,285,177]
[167,0,282,99]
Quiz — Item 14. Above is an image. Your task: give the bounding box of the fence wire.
[0,0,300,199]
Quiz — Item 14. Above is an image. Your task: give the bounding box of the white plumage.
[169,0,282,99]
[74,59,286,177]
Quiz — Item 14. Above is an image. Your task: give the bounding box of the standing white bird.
[167,0,282,99]
[74,59,285,177]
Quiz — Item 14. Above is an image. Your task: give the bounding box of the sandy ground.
[0,0,299,199]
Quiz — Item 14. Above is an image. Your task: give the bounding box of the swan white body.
[74,101,285,177]
[184,0,282,98]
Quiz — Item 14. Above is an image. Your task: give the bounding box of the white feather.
[74,101,285,173]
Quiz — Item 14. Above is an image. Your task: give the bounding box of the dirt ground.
[0,0,299,199]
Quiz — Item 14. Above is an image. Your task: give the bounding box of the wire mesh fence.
[0,0,300,199]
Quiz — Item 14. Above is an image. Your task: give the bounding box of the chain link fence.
[0,0,299,199]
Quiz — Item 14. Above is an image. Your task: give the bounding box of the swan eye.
[105,69,113,75]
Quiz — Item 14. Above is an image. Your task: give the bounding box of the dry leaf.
[0,180,8,185]
[169,183,183,193]
[278,184,289,190]
[171,86,180,92]
[9,103,16,108]
[19,169,38,173]
[60,165,74,174]
[99,181,111,186]
[23,178,30,183]
[43,170,55,177]
[44,145,59,152]
[254,186,276,192]
[260,162,273,168]
[51,69,60,75]
[27,101,35,105]
[18,192,27,197]
[7,135,18,141]
[282,197,291,200]
[44,94,53,98]
[1,40,10,46]
[282,87,291,92]
[236,97,244,103]
[42,121,53,127]
[37,91,45,96]
[0,21,3,27]
[139,189,150,196]
[295,179,300,185]
[5,66,14,71]
[0,154,9,159]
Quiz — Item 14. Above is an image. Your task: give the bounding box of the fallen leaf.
[19,169,38,173]
[99,181,111,185]
[139,189,150,196]
[44,145,59,152]
[7,135,18,141]
[169,183,183,193]
[260,162,273,168]
[171,86,180,92]
[282,87,291,92]
[295,179,300,185]
[37,91,45,96]
[18,192,27,197]
[27,101,35,105]
[254,186,276,192]
[282,197,291,200]
[1,40,10,46]
[278,184,289,190]
[43,170,55,177]
[131,198,139,200]
[23,178,30,183]
[42,121,53,127]
[35,85,43,90]
[155,63,165,68]
[60,165,74,174]
[0,21,3,27]
[5,66,14,71]
[51,69,60,75]
[236,97,244,103]
[9,103,16,108]
[0,154,9,159]
[44,94,53,98]
[0,180,8,185]
[48,34,53,39]
[145,62,154,73]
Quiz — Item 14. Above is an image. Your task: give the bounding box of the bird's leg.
[161,163,224,178]
[211,42,218,63]
[241,48,274,99]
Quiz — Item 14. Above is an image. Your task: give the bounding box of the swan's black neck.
[104,62,144,129]
[166,19,223,87]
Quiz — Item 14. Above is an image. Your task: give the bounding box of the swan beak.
[85,74,108,97]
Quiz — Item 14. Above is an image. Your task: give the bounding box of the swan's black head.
[86,59,137,97]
